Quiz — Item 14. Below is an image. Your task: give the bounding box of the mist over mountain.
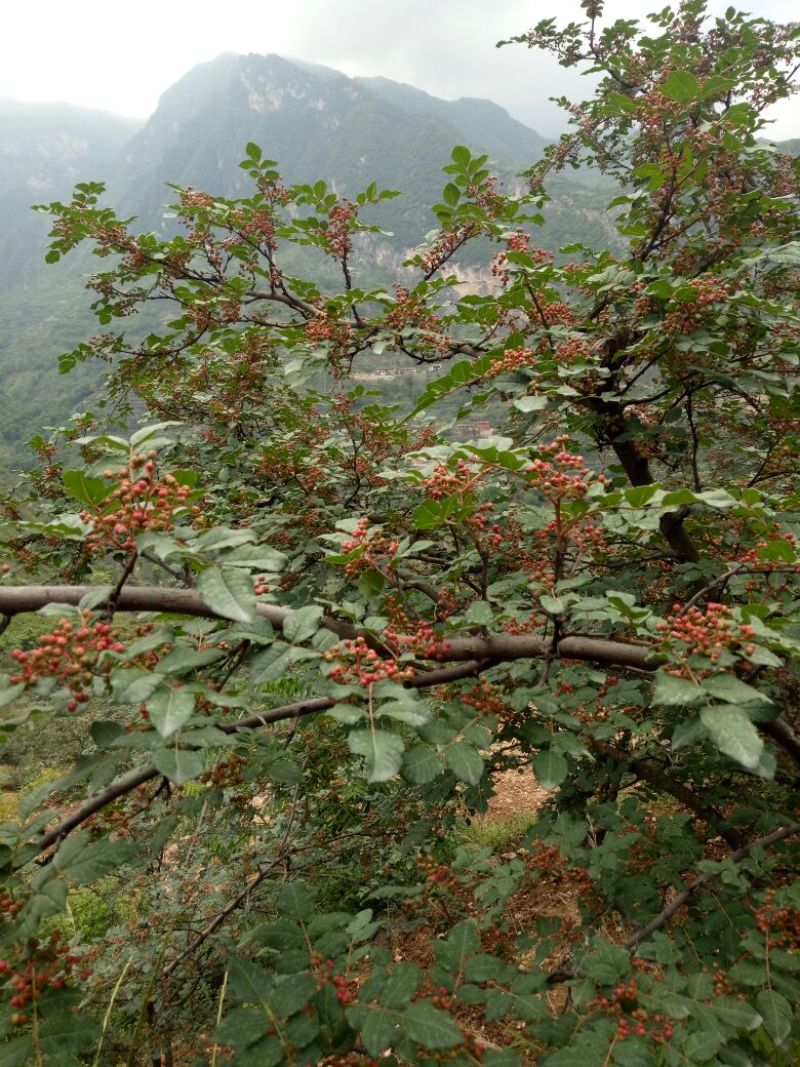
[2,52,795,473]
[115,52,550,246]
[0,54,556,471]
[0,99,141,287]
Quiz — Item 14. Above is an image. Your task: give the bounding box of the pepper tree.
[0,2,799,1064]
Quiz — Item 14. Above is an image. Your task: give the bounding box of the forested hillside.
[0,5,799,1063]
[0,56,620,474]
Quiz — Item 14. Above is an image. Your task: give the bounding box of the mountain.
[116,52,549,250]
[0,99,141,288]
[0,54,651,473]
[0,57,557,472]
[354,75,548,163]
[0,101,143,474]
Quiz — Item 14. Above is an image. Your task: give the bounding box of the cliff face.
[0,99,140,287]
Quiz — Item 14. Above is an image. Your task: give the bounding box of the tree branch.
[589,739,741,847]
[548,821,800,983]
[0,585,664,672]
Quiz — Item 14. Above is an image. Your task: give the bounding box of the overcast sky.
[1,1,798,137]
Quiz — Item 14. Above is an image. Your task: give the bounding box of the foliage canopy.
[0,2,799,1063]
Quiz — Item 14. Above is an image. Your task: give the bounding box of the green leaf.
[270,973,317,1017]
[413,499,445,530]
[0,683,26,708]
[23,876,67,922]
[662,70,700,103]
[513,395,548,413]
[157,647,224,674]
[652,671,702,706]
[358,1007,399,1056]
[700,705,764,770]
[213,1007,267,1048]
[55,832,136,885]
[348,729,405,782]
[756,989,793,1044]
[713,996,762,1030]
[232,1036,284,1067]
[37,1007,100,1055]
[277,880,316,921]
[379,961,422,1009]
[683,1029,722,1062]
[228,956,273,1004]
[403,1000,463,1048]
[403,745,444,784]
[378,699,429,727]
[624,484,658,508]
[196,526,256,552]
[147,685,195,739]
[197,565,257,623]
[283,604,324,644]
[532,749,568,790]
[441,920,481,972]
[581,939,630,984]
[539,594,565,615]
[702,673,773,706]
[359,568,386,598]
[153,747,206,784]
[0,1035,34,1067]
[465,600,494,626]
[130,421,181,447]
[443,182,461,206]
[62,469,113,506]
[445,741,484,785]
[757,538,796,563]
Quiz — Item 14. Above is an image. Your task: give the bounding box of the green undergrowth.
[453,809,540,853]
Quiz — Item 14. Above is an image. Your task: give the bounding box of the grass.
[453,810,539,853]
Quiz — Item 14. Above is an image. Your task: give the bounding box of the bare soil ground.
[485,763,551,821]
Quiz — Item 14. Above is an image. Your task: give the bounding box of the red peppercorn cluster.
[591,980,673,1043]
[80,452,197,553]
[524,841,593,897]
[656,602,756,670]
[483,346,536,379]
[324,637,413,688]
[384,618,452,661]
[524,437,594,502]
[9,615,124,710]
[323,199,356,259]
[459,681,521,725]
[416,855,462,895]
[418,225,476,277]
[0,890,23,920]
[755,901,800,949]
[738,530,798,570]
[423,459,481,501]
[339,517,399,577]
[309,954,359,1005]
[254,574,270,596]
[205,754,246,788]
[0,929,88,1027]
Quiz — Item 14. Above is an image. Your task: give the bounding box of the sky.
[1,0,798,138]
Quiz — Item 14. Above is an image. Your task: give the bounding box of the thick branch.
[27,660,541,861]
[761,717,800,769]
[589,400,700,564]
[33,696,335,854]
[0,585,663,672]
